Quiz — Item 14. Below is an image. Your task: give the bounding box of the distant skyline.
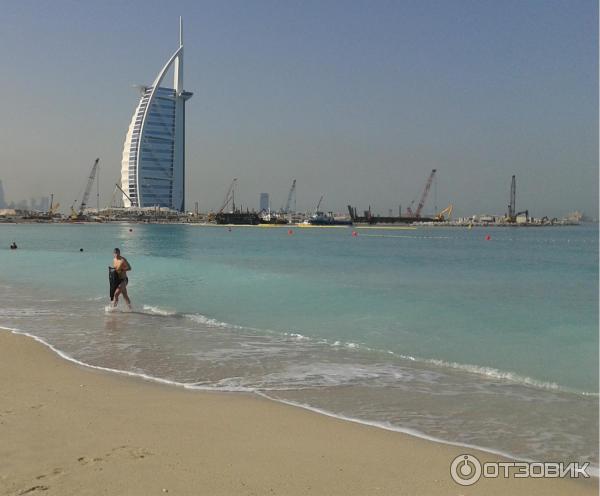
[0,0,597,217]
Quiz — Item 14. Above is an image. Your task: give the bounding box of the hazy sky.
[0,0,597,217]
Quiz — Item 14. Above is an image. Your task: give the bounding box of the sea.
[0,223,598,468]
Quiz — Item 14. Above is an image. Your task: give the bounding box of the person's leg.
[113,286,122,307]
[121,283,131,308]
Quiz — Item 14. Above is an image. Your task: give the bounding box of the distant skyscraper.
[0,180,5,208]
[39,196,50,212]
[120,18,193,212]
[260,193,269,212]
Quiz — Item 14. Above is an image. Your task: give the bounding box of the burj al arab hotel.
[120,18,192,212]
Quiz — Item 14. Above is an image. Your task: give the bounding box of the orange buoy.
[352,231,358,237]
[485,235,491,241]
[288,229,293,235]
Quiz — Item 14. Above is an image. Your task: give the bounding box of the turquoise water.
[1,223,598,465]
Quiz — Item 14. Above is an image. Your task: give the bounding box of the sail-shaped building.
[120,18,192,211]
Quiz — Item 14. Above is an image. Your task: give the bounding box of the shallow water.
[0,223,597,465]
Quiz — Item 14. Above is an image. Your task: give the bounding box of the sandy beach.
[0,330,596,496]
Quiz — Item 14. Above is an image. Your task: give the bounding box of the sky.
[0,0,597,217]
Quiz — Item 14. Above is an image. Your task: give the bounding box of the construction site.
[0,159,584,227]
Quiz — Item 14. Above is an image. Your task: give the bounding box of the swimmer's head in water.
[113,248,120,256]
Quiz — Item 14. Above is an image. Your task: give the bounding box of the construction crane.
[46,193,60,216]
[71,158,100,218]
[406,169,436,218]
[107,184,120,210]
[115,183,133,205]
[504,176,531,223]
[218,178,237,213]
[315,195,324,213]
[103,182,130,218]
[435,204,453,221]
[507,175,516,221]
[282,179,297,214]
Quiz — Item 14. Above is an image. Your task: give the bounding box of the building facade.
[120,19,192,211]
[259,193,269,212]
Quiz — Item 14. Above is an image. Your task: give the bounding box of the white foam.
[422,358,586,394]
[142,305,177,316]
[0,308,56,317]
[270,329,597,396]
[186,313,242,329]
[331,340,360,349]
[104,304,178,317]
[87,300,593,398]
[317,335,595,396]
[260,363,387,387]
[285,332,310,341]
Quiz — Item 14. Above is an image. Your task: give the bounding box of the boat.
[259,210,289,225]
[306,211,352,226]
[347,205,434,225]
[215,210,260,225]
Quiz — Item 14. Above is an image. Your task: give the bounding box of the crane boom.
[115,183,133,204]
[414,169,436,218]
[315,195,324,212]
[508,175,516,220]
[282,179,296,213]
[78,158,100,215]
[218,178,237,213]
[435,204,453,221]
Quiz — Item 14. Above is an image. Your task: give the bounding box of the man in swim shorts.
[112,247,132,309]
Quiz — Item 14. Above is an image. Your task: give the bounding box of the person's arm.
[123,258,132,272]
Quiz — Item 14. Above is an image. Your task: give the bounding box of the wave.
[186,313,243,329]
[0,307,78,318]
[284,332,311,341]
[86,296,105,302]
[422,359,564,392]
[0,308,57,317]
[102,303,241,330]
[98,304,597,397]
[104,304,178,316]
[5,291,586,397]
[142,305,177,316]
[283,333,596,396]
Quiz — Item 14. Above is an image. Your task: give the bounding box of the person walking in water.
[112,248,132,309]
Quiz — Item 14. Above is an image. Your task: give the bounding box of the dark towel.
[109,267,120,301]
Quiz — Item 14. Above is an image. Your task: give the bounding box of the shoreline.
[3,324,599,471]
[0,219,587,227]
[4,323,596,455]
[1,328,596,495]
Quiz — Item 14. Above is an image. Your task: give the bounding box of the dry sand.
[0,330,596,496]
